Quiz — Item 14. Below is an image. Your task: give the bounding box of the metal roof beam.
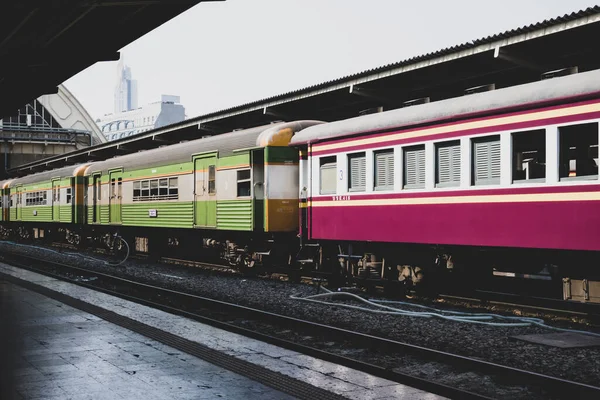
[263,106,290,121]
[494,46,544,71]
[152,135,177,145]
[197,122,221,134]
[349,84,393,105]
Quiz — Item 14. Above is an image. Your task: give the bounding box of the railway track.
[1,250,599,399]
[11,239,600,329]
[10,240,600,326]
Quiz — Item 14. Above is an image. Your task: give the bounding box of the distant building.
[97,95,186,141]
[114,58,138,113]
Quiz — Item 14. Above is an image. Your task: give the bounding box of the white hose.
[0,238,130,267]
[291,286,600,337]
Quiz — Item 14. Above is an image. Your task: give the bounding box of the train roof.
[86,121,322,175]
[290,68,600,146]
[8,164,91,188]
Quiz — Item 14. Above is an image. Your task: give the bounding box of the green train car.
[1,121,322,267]
[1,165,88,241]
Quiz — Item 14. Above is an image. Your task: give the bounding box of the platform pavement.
[0,262,445,400]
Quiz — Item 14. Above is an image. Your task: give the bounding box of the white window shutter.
[349,154,366,191]
[375,150,394,189]
[474,138,501,185]
[404,147,425,188]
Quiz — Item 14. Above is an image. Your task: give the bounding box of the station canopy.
[7,6,600,176]
[0,0,217,120]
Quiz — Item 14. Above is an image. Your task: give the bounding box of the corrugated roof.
[191,6,600,120]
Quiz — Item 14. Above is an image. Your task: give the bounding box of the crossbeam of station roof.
[7,6,600,176]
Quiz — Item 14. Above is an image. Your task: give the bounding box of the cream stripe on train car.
[312,102,600,153]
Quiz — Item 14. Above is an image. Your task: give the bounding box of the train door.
[15,186,23,221]
[109,170,123,224]
[92,174,101,223]
[251,149,264,231]
[52,179,60,222]
[193,154,217,227]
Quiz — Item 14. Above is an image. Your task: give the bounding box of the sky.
[63,0,600,121]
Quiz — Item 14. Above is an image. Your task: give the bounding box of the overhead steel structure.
[0,0,220,121]
[8,6,600,177]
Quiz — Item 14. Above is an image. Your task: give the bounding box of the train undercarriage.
[2,222,600,304]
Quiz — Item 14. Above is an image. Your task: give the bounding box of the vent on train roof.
[541,67,578,80]
[358,106,383,116]
[464,83,495,96]
[402,97,430,108]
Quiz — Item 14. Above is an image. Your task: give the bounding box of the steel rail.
[1,250,599,399]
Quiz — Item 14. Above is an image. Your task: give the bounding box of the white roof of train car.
[290,68,600,146]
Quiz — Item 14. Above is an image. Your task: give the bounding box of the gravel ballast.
[1,240,599,390]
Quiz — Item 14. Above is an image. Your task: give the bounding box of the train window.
[237,169,251,197]
[159,178,168,196]
[319,157,336,195]
[133,181,141,198]
[348,152,366,192]
[150,179,158,197]
[512,129,546,183]
[93,176,101,200]
[168,178,178,197]
[559,122,598,181]
[404,145,425,189]
[24,191,48,206]
[66,188,72,204]
[436,141,461,188]
[472,136,500,186]
[208,165,216,195]
[374,150,394,190]
[140,180,150,197]
[133,178,178,201]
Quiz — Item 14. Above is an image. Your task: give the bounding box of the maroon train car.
[291,68,600,297]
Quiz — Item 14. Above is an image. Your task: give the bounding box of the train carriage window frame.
[558,122,599,181]
[436,140,461,188]
[66,187,72,204]
[133,177,179,201]
[25,190,48,206]
[374,149,394,191]
[208,165,216,195]
[319,156,337,195]
[348,152,367,192]
[403,145,426,189]
[237,169,252,198]
[93,175,101,201]
[472,135,501,186]
[512,129,546,183]
[168,177,178,197]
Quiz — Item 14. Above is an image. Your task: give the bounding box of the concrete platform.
[0,262,445,400]
[0,281,295,400]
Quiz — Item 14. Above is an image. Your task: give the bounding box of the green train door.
[109,170,123,224]
[52,179,60,221]
[251,149,264,231]
[193,155,217,227]
[15,187,23,220]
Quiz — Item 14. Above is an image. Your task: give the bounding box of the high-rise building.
[114,58,138,113]
[98,95,186,141]
[98,58,185,141]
